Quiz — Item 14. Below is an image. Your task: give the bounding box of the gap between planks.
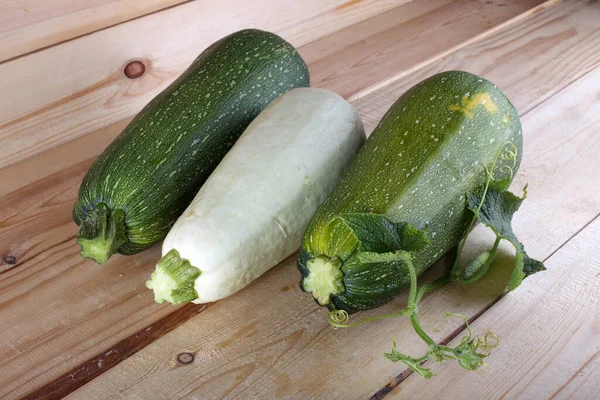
[21,303,208,400]
[388,213,600,399]
[0,0,404,65]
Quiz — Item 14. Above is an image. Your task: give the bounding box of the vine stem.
[405,254,437,347]
[415,274,452,304]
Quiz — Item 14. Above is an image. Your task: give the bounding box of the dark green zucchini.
[73,29,309,264]
[298,71,524,312]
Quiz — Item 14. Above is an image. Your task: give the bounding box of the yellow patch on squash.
[449,93,498,118]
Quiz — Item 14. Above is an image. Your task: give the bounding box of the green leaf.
[523,254,546,276]
[467,184,545,290]
[344,250,412,280]
[336,213,430,254]
[397,222,431,252]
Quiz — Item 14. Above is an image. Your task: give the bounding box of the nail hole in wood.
[3,255,17,265]
[177,352,194,364]
[124,61,145,79]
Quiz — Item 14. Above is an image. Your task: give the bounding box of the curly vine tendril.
[490,141,518,181]
[478,332,500,354]
[327,307,412,329]
[444,312,499,355]
[328,310,350,327]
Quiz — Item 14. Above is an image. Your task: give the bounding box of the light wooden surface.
[300,0,549,99]
[0,0,189,62]
[0,0,411,170]
[67,13,600,398]
[0,0,599,398]
[352,0,600,132]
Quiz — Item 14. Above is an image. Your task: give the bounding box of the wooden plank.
[300,0,551,99]
[65,10,600,400]
[352,0,600,133]
[0,0,545,169]
[22,303,207,400]
[0,0,189,62]
[0,118,129,198]
[389,215,600,400]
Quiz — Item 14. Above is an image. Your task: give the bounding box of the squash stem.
[404,254,437,347]
[415,274,452,304]
[76,203,128,264]
[302,256,345,306]
[146,249,201,304]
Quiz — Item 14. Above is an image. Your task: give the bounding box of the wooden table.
[1,0,598,398]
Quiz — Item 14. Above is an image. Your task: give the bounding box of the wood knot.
[124,61,146,79]
[177,352,194,364]
[3,255,17,265]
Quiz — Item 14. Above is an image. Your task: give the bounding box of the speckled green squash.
[298,71,522,312]
[73,29,309,264]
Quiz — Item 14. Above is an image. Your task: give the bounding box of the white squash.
[146,88,365,304]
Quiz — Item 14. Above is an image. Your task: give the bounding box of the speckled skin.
[298,71,522,312]
[73,29,309,255]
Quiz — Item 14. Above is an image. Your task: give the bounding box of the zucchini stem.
[415,274,451,304]
[302,256,345,306]
[146,249,201,305]
[76,203,128,264]
[324,251,497,377]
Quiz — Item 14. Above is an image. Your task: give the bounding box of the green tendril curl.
[328,308,412,329]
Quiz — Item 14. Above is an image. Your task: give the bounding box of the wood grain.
[390,214,600,400]
[65,9,600,400]
[22,303,207,400]
[0,0,189,62]
[300,0,550,98]
[0,118,130,198]
[0,0,542,169]
[353,0,600,133]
